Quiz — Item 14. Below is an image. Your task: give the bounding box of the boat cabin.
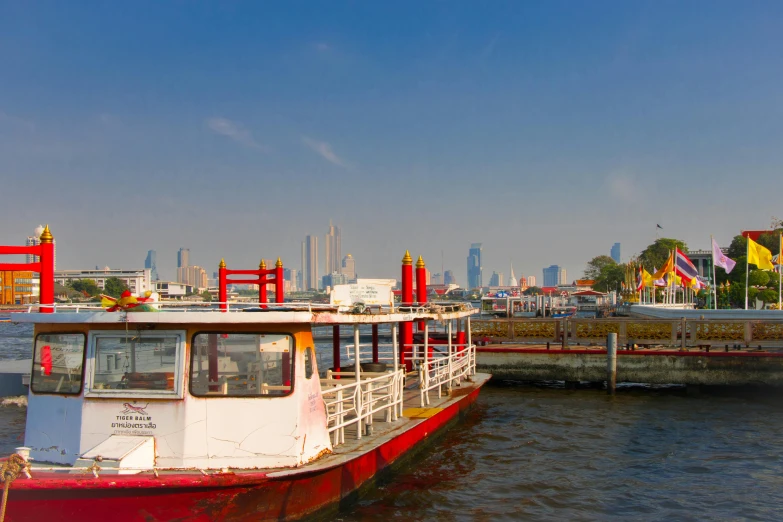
[20,302,478,474]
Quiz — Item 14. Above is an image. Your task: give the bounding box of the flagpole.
[745,237,749,310]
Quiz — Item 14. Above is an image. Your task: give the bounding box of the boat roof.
[13,302,478,325]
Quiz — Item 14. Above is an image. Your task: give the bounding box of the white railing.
[408,343,476,407]
[23,300,474,315]
[320,369,405,447]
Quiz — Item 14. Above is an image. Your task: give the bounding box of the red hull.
[5,384,484,522]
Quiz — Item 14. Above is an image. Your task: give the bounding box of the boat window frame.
[30,332,87,396]
[84,330,187,399]
[188,331,296,399]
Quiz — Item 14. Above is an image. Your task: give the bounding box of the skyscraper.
[176,248,190,284]
[145,250,159,280]
[444,270,455,286]
[543,265,564,287]
[559,268,568,285]
[467,243,483,289]
[611,242,621,264]
[341,254,356,281]
[325,222,341,277]
[302,235,318,290]
[489,272,500,287]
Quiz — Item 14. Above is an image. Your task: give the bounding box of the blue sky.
[1,1,782,285]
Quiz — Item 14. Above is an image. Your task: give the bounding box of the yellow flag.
[652,252,674,280]
[747,237,774,270]
[642,268,654,288]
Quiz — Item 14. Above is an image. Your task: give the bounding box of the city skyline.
[2,3,780,281]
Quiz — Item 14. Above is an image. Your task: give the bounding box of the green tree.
[200,290,213,302]
[67,278,100,297]
[758,288,778,307]
[594,264,625,293]
[728,282,746,307]
[103,277,129,298]
[638,238,688,271]
[726,235,747,260]
[523,286,542,296]
[583,255,616,280]
[748,270,770,287]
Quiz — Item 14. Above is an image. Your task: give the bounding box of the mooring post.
[607,332,617,395]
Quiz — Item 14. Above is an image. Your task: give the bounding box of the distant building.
[55,268,152,295]
[508,263,518,287]
[153,281,194,299]
[177,248,189,269]
[284,268,299,292]
[543,265,564,287]
[179,266,208,290]
[145,250,159,280]
[431,273,443,285]
[443,270,455,286]
[302,235,318,290]
[559,269,568,286]
[341,254,356,281]
[467,243,483,289]
[176,248,190,284]
[0,271,35,304]
[322,272,349,290]
[527,275,536,287]
[489,272,500,287]
[325,222,341,277]
[611,243,621,264]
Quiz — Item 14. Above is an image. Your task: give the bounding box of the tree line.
[583,222,782,308]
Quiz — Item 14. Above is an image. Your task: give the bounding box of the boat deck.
[268,371,491,478]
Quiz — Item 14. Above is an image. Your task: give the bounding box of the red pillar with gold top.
[401,250,414,371]
[275,258,284,304]
[259,259,268,306]
[416,255,427,331]
[218,259,227,312]
[38,225,54,313]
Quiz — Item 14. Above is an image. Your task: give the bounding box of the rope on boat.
[0,454,29,522]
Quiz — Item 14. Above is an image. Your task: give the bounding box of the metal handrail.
[320,369,404,447]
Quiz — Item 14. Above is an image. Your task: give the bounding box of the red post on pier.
[275,258,284,304]
[258,260,268,306]
[401,250,414,371]
[416,255,427,331]
[332,326,341,378]
[0,225,55,312]
[38,226,54,313]
[218,259,227,311]
[218,257,285,312]
[372,324,379,363]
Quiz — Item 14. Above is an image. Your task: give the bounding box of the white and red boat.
[0,244,489,521]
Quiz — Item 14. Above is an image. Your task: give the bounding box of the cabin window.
[88,332,184,397]
[31,333,86,395]
[304,347,314,379]
[190,333,294,397]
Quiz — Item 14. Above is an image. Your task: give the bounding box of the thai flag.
[675,248,699,283]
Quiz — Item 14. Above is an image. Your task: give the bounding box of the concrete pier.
[477,346,783,386]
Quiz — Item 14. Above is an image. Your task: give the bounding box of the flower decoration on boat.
[101,290,158,312]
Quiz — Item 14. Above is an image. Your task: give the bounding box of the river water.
[2,323,783,520]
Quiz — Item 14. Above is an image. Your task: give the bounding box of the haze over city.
[2,2,781,282]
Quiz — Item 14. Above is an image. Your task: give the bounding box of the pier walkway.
[473,315,783,386]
